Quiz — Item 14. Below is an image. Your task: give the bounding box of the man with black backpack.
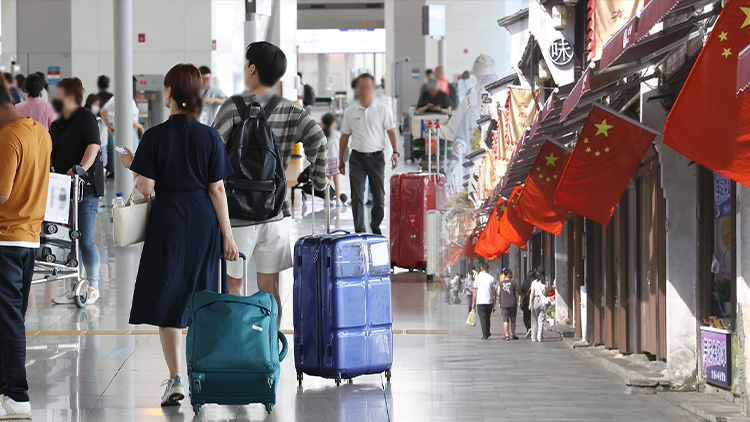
[213,42,327,319]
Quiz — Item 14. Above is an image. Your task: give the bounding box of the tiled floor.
[20,159,698,421]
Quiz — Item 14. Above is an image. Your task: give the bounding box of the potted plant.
[712,279,732,318]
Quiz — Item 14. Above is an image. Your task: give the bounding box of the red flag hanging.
[663,0,750,186]
[515,141,571,235]
[555,104,658,225]
[474,200,511,260]
[498,186,534,247]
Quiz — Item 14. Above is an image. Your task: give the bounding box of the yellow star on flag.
[595,151,601,157]
[538,173,544,179]
[604,147,611,153]
[546,177,551,182]
[594,119,613,137]
[583,138,589,144]
[722,48,732,59]
[500,205,506,212]
[544,153,559,167]
[536,167,541,172]
[742,7,750,29]
[585,147,592,153]
[719,31,728,42]
[553,174,558,180]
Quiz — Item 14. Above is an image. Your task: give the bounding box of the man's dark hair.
[97,75,110,90]
[24,73,44,98]
[14,74,25,88]
[3,73,12,84]
[199,66,211,75]
[354,73,375,88]
[297,72,302,79]
[34,72,48,90]
[245,41,287,87]
[425,68,434,76]
[0,77,14,106]
[480,263,490,272]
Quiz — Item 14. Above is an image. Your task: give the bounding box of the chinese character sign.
[549,38,574,66]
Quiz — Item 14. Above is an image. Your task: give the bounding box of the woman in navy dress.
[118,64,238,407]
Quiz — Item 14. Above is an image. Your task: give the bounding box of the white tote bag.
[113,180,152,247]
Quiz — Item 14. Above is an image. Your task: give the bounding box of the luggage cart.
[33,167,89,308]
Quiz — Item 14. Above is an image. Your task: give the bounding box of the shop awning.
[601,0,713,70]
[559,65,641,120]
[738,45,750,95]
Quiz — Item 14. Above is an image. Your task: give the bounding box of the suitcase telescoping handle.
[310,178,332,235]
[217,252,248,296]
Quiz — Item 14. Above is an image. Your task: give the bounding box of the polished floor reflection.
[22,159,698,421]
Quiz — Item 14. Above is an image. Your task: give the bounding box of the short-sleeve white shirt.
[340,100,395,153]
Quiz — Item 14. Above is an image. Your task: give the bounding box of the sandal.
[504,336,511,341]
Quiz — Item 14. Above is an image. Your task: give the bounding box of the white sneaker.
[161,376,185,406]
[0,394,32,420]
[51,291,75,305]
[87,287,100,304]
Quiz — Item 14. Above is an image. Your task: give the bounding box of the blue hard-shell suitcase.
[293,232,393,385]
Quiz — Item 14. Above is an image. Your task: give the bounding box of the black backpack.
[224,95,285,221]
[303,84,316,107]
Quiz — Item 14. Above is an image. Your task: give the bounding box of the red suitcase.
[389,175,401,267]
[389,172,444,270]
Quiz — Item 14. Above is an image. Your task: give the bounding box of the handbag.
[465,310,477,326]
[113,178,152,247]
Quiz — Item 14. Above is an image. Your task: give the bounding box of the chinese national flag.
[663,0,750,186]
[555,105,658,225]
[515,141,571,235]
[474,200,511,260]
[498,186,534,247]
[462,230,482,260]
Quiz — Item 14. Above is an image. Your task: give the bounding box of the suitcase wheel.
[69,230,81,240]
[192,403,202,414]
[297,372,303,386]
[335,375,341,387]
[385,370,392,382]
[46,223,58,235]
[265,403,273,414]
[67,259,79,268]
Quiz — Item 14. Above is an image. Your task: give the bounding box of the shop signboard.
[701,327,731,389]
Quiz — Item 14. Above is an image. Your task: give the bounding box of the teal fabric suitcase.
[187,270,288,414]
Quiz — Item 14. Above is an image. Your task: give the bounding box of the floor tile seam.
[84,332,154,421]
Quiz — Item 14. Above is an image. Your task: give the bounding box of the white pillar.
[737,185,750,414]
[113,0,133,197]
[555,221,570,325]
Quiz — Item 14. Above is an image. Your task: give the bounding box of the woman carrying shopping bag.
[118,64,238,407]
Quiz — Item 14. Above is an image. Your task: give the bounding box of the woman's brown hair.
[57,77,85,105]
[164,64,203,119]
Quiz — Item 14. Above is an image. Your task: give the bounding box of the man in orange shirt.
[0,78,51,420]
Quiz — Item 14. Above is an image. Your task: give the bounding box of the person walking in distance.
[338,74,399,234]
[0,77,52,419]
[498,269,520,341]
[529,273,549,342]
[472,263,496,340]
[198,66,227,126]
[519,270,535,338]
[213,42,327,318]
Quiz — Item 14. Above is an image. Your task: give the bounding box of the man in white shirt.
[338,73,399,234]
[198,66,227,126]
[472,263,496,340]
